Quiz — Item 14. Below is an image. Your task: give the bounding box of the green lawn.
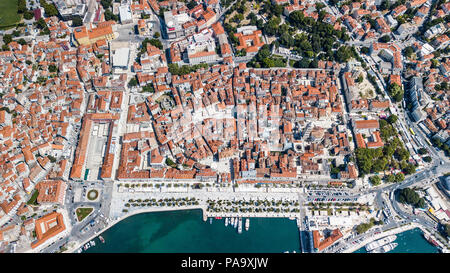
[27,190,39,205]
[0,0,21,29]
[76,207,94,222]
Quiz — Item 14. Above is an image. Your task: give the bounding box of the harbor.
[74,207,443,253]
[84,209,301,253]
[354,227,440,253]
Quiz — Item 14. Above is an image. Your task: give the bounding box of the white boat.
[90,240,95,247]
[365,235,397,252]
[238,218,242,234]
[232,217,237,228]
[245,218,250,231]
[369,243,398,253]
[225,217,229,227]
[209,218,212,224]
[77,248,82,253]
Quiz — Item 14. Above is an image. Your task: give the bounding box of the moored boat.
[245,218,250,231]
[368,243,398,253]
[423,233,439,247]
[238,218,242,234]
[225,217,229,227]
[365,235,397,252]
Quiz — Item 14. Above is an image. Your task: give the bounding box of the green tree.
[3,34,12,45]
[40,0,59,17]
[394,172,405,182]
[24,10,35,20]
[397,188,425,208]
[361,47,370,54]
[128,77,138,87]
[385,174,396,183]
[423,156,432,163]
[100,0,112,9]
[18,0,27,13]
[388,83,404,102]
[443,224,450,238]
[104,9,119,21]
[186,0,197,9]
[17,39,27,46]
[369,176,381,186]
[387,114,398,124]
[379,35,391,43]
[403,46,414,58]
[72,16,83,27]
[48,64,58,73]
[149,38,163,50]
[418,148,428,155]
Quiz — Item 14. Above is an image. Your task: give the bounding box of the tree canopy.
[388,82,404,102]
[397,188,426,208]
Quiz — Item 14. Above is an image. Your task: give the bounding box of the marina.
[354,228,440,253]
[79,209,441,254]
[238,218,243,234]
[85,209,301,253]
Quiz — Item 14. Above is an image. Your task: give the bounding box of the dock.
[297,209,312,253]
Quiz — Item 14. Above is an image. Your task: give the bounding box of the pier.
[296,218,305,253]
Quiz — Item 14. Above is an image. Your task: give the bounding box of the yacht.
[225,217,229,227]
[238,218,243,234]
[368,243,398,253]
[245,218,250,231]
[423,233,439,247]
[365,235,397,252]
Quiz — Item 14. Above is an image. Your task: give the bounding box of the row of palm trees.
[124,197,200,209]
[206,206,301,213]
[207,198,299,207]
[124,200,200,208]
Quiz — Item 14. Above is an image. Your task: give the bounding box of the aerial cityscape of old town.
[0,0,449,254]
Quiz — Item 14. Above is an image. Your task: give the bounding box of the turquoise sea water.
[353,228,440,253]
[84,209,439,253]
[85,209,300,253]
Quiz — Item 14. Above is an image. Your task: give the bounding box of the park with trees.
[388,82,404,103]
[397,188,426,208]
[354,117,416,179]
